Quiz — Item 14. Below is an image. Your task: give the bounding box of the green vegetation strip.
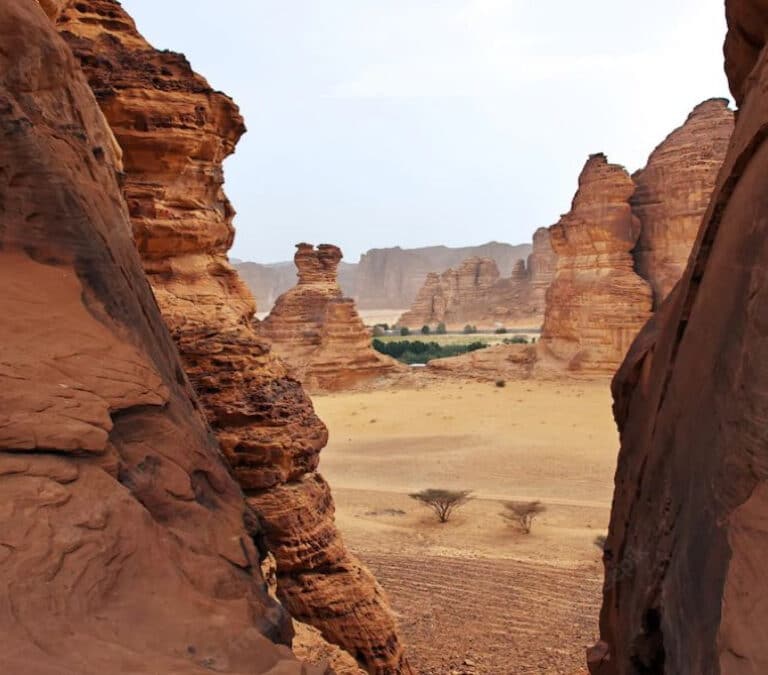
[373,339,489,365]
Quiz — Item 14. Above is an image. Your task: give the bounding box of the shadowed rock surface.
[0,2,316,673]
[590,3,768,673]
[631,99,734,307]
[55,2,410,672]
[539,154,653,374]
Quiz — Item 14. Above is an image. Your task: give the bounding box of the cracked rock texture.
[0,2,317,673]
[631,99,734,307]
[259,244,403,392]
[539,154,653,374]
[590,3,768,673]
[55,2,409,673]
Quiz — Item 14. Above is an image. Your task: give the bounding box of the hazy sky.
[122,0,731,263]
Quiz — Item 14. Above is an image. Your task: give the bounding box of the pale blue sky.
[121,0,731,263]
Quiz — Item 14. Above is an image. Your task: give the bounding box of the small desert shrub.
[421,325,431,335]
[436,322,447,335]
[400,326,411,336]
[501,500,546,534]
[463,324,478,334]
[409,488,473,523]
[495,327,508,334]
[495,380,506,388]
[503,335,529,345]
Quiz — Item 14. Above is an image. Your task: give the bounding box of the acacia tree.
[409,489,473,523]
[500,500,546,534]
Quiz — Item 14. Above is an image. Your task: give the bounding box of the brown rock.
[55,4,410,673]
[631,99,734,306]
[426,345,538,380]
[399,230,556,330]
[592,4,768,673]
[0,3,315,673]
[293,622,367,675]
[539,154,653,374]
[259,244,403,392]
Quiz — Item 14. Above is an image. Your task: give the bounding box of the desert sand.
[314,378,617,674]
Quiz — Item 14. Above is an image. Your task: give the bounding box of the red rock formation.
[427,344,538,380]
[0,3,316,673]
[590,4,768,673]
[399,230,556,329]
[539,154,653,374]
[259,244,403,391]
[631,99,734,307]
[55,4,410,673]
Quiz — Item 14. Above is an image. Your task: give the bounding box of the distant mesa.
[257,243,404,392]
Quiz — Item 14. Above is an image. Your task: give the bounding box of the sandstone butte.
[632,98,735,308]
[588,1,768,672]
[398,228,556,330]
[258,243,404,392]
[538,154,654,374]
[0,2,321,673]
[53,2,410,673]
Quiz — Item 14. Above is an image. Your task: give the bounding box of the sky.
[122,0,731,264]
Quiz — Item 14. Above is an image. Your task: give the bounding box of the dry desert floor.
[313,378,618,675]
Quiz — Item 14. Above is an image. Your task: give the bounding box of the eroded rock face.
[259,244,402,392]
[398,231,556,330]
[0,3,314,673]
[539,154,653,374]
[631,99,734,307]
[591,4,768,673]
[55,4,409,673]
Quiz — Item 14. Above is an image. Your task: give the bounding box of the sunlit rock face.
[0,3,315,673]
[631,98,734,308]
[590,3,768,673]
[55,2,411,673]
[259,244,403,392]
[539,154,653,374]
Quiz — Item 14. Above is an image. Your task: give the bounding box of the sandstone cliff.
[589,3,768,672]
[55,3,409,673]
[0,3,314,673]
[631,99,734,307]
[259,244,403,391]
[539,154,653,374]
[398,228,556,329]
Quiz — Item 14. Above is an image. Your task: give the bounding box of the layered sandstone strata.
[631,99,734,306]
[589,4,768,672]
[55,3,409,673]
[539,154,653,374]
[259,244,403,391]
[0,3,313,673]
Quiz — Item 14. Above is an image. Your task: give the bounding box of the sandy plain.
[314,378,617,674]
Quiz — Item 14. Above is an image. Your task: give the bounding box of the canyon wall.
[589,3,768,673]
[259,244,403,391]
[539,154,653,374]
[55,3,409,673]
[631,98,734,307]
[399,228,556,329]
[0,3,313,673]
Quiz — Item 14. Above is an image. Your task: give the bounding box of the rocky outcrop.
[0,3,314,673]
[427,344,538,380]
[589,4,768,673]
[399,229,556,329]
[539,154,653,374]
[55,3,409,673]
[259,244,403,391]
[354,241,532,309]
[631,99,734,307]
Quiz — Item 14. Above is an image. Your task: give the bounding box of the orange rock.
[631,99,734,306]
[55,3,410,673]
[539,154,653,374]
[592,3,768,672]
[0,3,315,673]
[259,244,404,392]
